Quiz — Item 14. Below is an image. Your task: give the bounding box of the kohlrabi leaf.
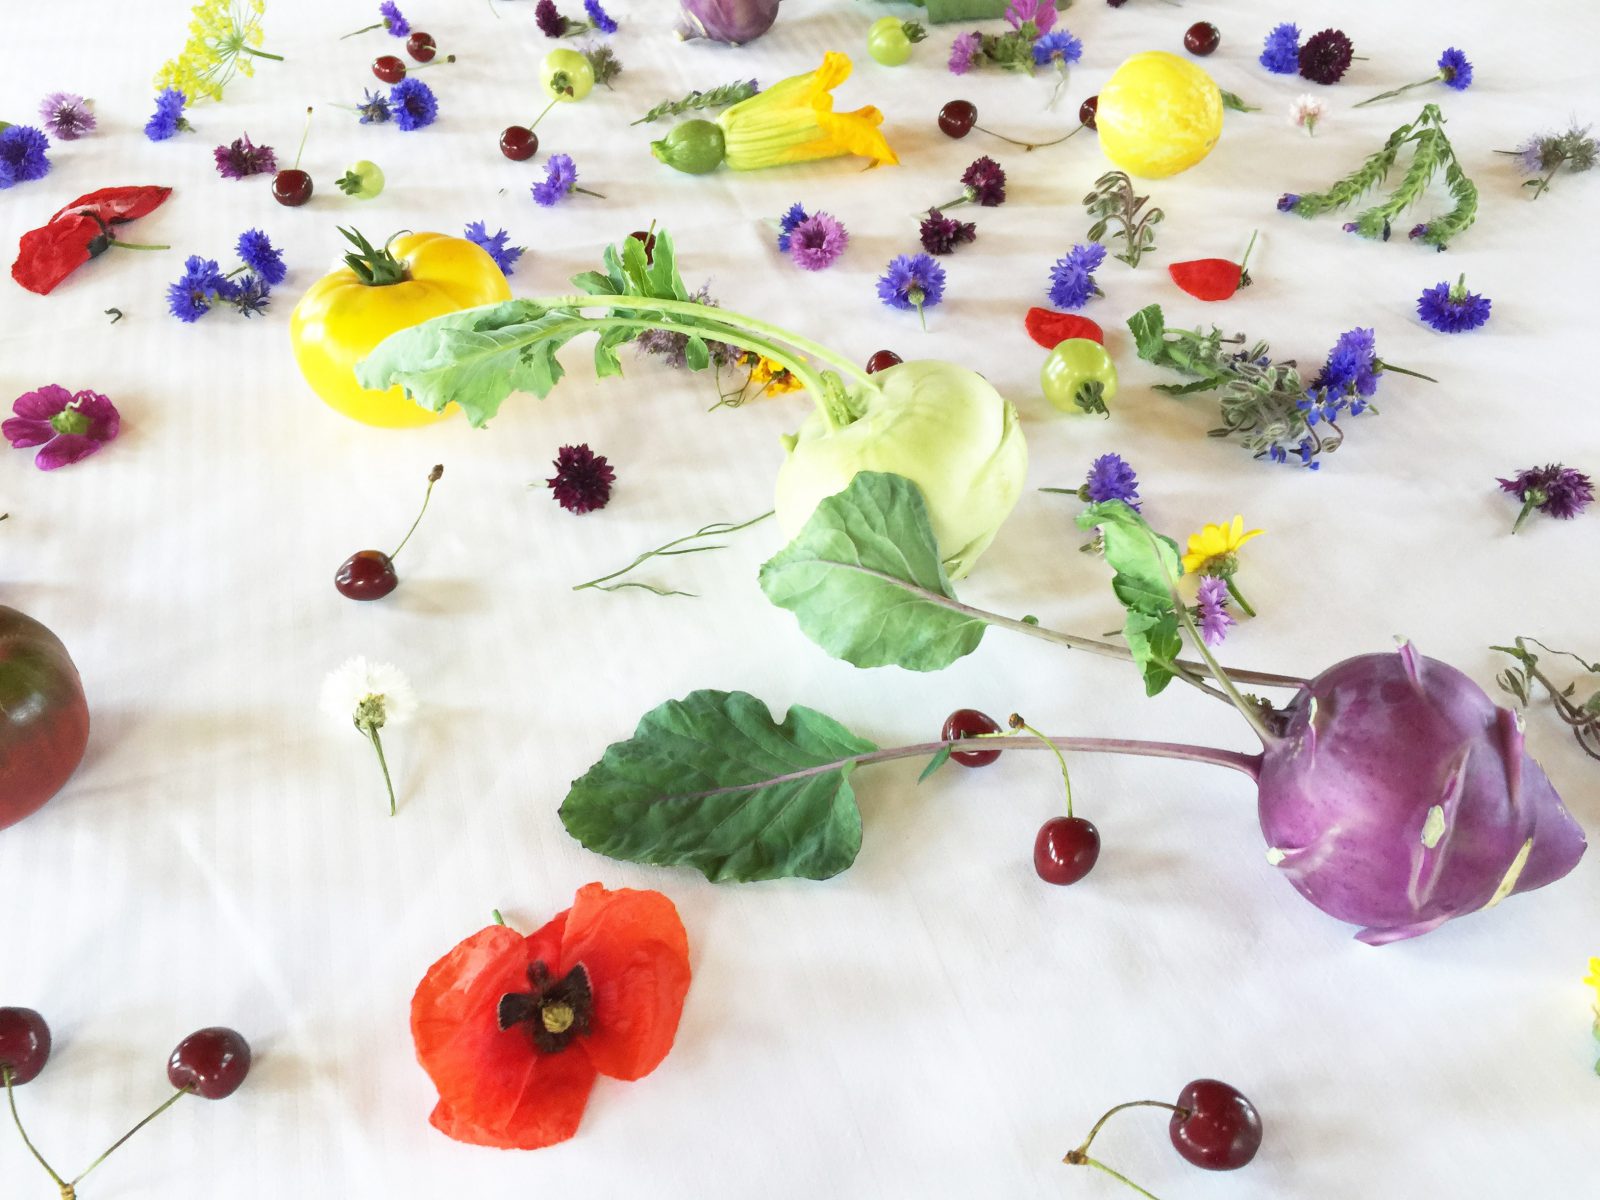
[1078,501,1186,696]
[558,690,878,882]
[759,472,986,672]
[1123,610,1183,696]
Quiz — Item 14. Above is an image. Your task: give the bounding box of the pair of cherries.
[372,35,456,84]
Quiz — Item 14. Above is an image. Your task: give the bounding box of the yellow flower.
[1585,957,1600,1008]
[155,0,275,103]
[1181,515,1263,574]
[717,52,897,171]
[749,355,803,396]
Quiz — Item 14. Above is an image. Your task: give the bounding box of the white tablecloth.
[5,1,1599,1196]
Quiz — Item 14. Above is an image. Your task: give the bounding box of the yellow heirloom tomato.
[290,229,512,428]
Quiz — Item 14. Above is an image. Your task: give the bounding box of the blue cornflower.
[1417,275,1491,333]
[464,221,526,276]
[1047,243,1106,310]
[379,1,409,37]
[166,256,228,323]
[1260,23,1301,75]
[876,254,946,327]
[533,153,579,206]
[144,88,188,141]
[390,78,438,131]
[1438,47,1473,91]
[0,126,50,189]
[236,230,287,287]
[1083,453,1140,510]
[584,0,618,34]
[1314,327,1379,397]
[229,274,272,318]
[776,202,808,253]
[1033,29,1083,68]
[356,88,392,124]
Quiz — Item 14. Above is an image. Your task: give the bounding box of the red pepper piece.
[50,185,172,226]
[1168,258,1247,302]
[1024,307,1105,349]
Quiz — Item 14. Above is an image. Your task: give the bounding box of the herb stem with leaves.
[1495,637,1600,761]
[575,512,774,597]
[632,79,759,125]
[1084,171,1163,267]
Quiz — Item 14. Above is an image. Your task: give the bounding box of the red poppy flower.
[411,883,691,1150]
[11,185,172,295]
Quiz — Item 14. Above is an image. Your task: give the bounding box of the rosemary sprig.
[574,511,774,596]
[1494,637,1600,762]
[631,79,759,126]
[1084,171,1163,268]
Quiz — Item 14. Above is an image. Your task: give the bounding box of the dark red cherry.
[1184,21,1221,56]
[1170,1079,1263,1171]
[1078,96,1099,130]
[499,125,539,160]
[168,1027,251,1100]
[0,1008,51,1086]
[335,550,399,600]
[1034,816,1100,884]
[372,54,407,83]
[627,230,657,262]
[865,350,902,374]
[406,31,437,62]
[938,99,977,139]
[1106,0,1128,7]
[271,169,313,206]
[942,708,1002,767]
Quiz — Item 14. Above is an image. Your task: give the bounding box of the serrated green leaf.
[918,744,954,783]
[759,472,986,672]
[1123,610,1182,696]
[559,690,878,882]
[1079,501,1184,617]
[570,269,621,296]
[1128,304,1167,362]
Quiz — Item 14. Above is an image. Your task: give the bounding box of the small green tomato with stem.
[867,17,925,67]
[335,160,386,200]
[1041,338,1118,417]
[541,49,595,102]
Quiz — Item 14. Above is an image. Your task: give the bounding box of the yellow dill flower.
[1181,516,1263,575]
[155,0,278,103]
[716,52,897,171]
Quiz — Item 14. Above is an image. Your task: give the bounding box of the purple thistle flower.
[3,385,121,471]
[547,443,616,514]
[1033,30,1082,68]
[1260,23,1301,74]
[1438,47,1473,91]
[776,202,808,253]
[145,88,188,141]
[38,92,95,140]
[380,1,409,36]
[1047,242,1106,310]
[919,207,977,255]
[1417,275,1491,333]
[0,125,50,189]
[356,88,392,124]
[535,0,568,37]
[1195,576,1235,646]
[584,0,618,34]
[213,133,277,180]
[961,156,1006,206]
[464,221,526,277]
[877,253,947,323]
[789,213,848,271]
[948,31,982,76]
[1082,453,1140,509]
[1006,0,1056,35]
[532,153,579,206]
[237,229,287,286]
[1498,464,1594,532]
[390,78,438,131]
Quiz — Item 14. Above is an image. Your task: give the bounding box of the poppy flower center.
[496,961,593,1054]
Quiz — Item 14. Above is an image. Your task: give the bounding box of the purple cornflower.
[356,88,392,124]
[533,153,579,205]
[1498,464,1594,532]
[1033,30,1082,68]
[961,156,1007,206]
[38,92,94,140]
[390,78,438,131]
[379,1,409,36]
[1082,453,1140,510]
[1298,28,1354,86]
[0,126,50,189]
[547,443,615,514]
[789,213,848,271]
[4,385,121,471]
[464,221,526,277]
[1194,576,1235,646]
[228,274,272,318]
[919,207,977,255]
[237,229,287,286]
[1006,0,1056,35]
[535,0,568,36]
[1417,275,1491,333]
[166,255,229,323]
[584,0,618,34]
[776,202,808,253]
[213,133,277,180]
[1313,327,1380,397]
[1047,242,1106,310]
[1277,193,1300,212]
[144,88,188,141]
[1260,23,1301,75]
[949,31,982,76]
[1438,47,1473,91]
[877,253,947,327]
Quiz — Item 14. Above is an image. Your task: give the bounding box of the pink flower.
[948,32,981,75]
[1006,0,1056,35]
[788,212,848,271]
[3,385,120,470]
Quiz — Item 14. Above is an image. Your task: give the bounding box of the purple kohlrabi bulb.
[1256,641,1587,945]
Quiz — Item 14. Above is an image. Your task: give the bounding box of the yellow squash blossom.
[1182,515,1263,574]
[717,52,897,171]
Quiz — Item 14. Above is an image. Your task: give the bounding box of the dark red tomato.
[0,607,90,830]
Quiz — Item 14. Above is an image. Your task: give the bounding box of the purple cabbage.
[1255,643,1586,944]
[677,0,780,44]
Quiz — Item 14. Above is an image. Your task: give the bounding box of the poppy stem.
[108,240,171,252]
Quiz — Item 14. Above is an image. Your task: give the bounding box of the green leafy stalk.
[1284,108,1426,219]
[631,78,758,125]
[1220,90,1259,113]
[574,511,774,597]
[1348,126,1444,238]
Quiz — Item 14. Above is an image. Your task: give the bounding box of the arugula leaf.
[559,690,878,882]
[759,472,986,672]
[1128,304,1169,362]
[1077,501,1186,695]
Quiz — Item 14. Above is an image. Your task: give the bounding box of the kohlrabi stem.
[70,1087,193,1188]
[4,1066,69,1191]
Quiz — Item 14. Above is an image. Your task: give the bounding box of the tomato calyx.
[339,226,411,286]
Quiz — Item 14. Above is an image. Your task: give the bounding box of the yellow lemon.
[1097,51,1223,179]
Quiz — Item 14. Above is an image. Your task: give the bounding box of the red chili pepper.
[1168,230,1258,303]
[12,185,173,296]
[1024,307,1104,349]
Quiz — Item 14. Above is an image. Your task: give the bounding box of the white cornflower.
[1290,94,1326,136]
[321,656,416,815]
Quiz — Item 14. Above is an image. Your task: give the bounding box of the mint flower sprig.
[631,79,759,126]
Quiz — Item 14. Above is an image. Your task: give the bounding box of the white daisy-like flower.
[1289,94,1326,135]
[320,656,416,729]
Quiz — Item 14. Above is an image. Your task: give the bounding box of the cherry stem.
[389,465,443,561]
[70,1086,193,1187]
[1073,1155,1166,1200]
[975,122,1082,151]
[1070,1099,1187,1159]
[364,724,398,815]
[408,54,457,72]
[528,97,560,131]
[1009,715,1074,817]
[291,106,312,171]
[4,1066,69,1190]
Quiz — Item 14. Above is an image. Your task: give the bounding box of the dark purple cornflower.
[877,253,947,327]
[1194,576,1235,646]
[0,126,50,189]
[1417,275,1491,333]
[390,78,438,131]
[789,213,848,271]
[535,0,568,36]
[3,385,121,471]
[38,92,95,140]
[213,133,277,180]
[464,221,526,277]
[776,202,808,253]
[1498,465,1594,532]
[1298,28,1354,85]
[1260,23,1300,75]
[960,156,1006,206]
[918,208,977,255]
[237,229,287,286]
[1081,453,1140,509]
[547,444,616,513]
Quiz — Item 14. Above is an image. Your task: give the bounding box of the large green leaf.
[1078,501,1186,695]
[759,472,986,672]
[559,690,878,882]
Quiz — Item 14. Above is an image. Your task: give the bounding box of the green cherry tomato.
[1041,338,1119,417]
[541,49,595,102]
[867,17,920,67]
[335,160,385,200]
[650,120,727,175]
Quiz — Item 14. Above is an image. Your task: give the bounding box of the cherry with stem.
[335,464,445,601]
[1063,1080,1262,1198]
[937,99,1087,152]
[272,107,315,207]
[501,98,561,161]
[1010,713,1101,885]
